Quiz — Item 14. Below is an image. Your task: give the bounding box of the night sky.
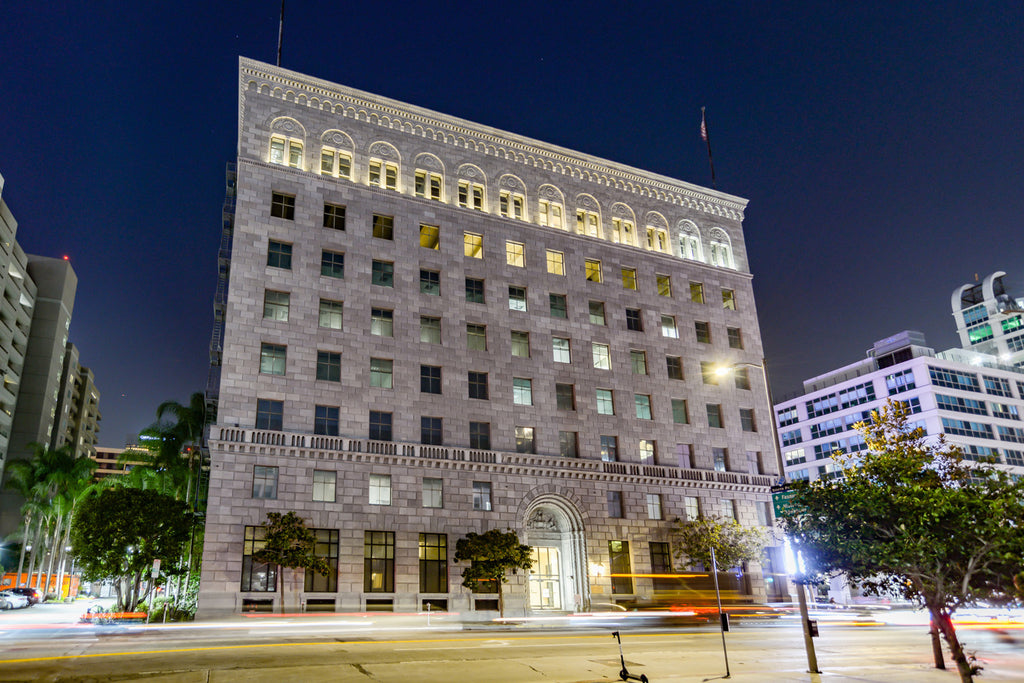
[2,2,1022,444]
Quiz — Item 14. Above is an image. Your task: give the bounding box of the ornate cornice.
[239,57,747,222]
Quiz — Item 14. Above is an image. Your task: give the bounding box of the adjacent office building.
[198,58,780,616]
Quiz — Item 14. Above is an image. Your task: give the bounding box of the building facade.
[52,342,101,459]
[951,271,1024,366]
[197,58,780,616]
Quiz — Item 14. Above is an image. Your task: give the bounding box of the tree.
[670,515,767,573]
[70,487,192,611]
[453,529,533,617]
[251,512,330,613]
[780,400,1024,683]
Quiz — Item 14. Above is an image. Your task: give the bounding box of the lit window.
[556,383,576,411]
[713,448,728,472]
[511,330,530,358]
[467,323,487,351]
[722,289,736,310]
[576,209,601,238]
[259,343,286,376]
[552,337,571,363]
[589,301,606,325]
[611,217,635,245]
[592,343,611,370]
[319,299,343,330]
[369,474,392,505]
[270,136,302,168]
[370,358,393,388]
[630,350,648,375]
[415,170,443,201]
[695,321,711,344]
[546,250,565,275]
[312,470,336,503]
[680,231,702,261]
[621,268,637,290]
[600,435,618,462]
[508,286,527,312]
[314,405,339,435]
[371,260,394,287]
[646,494,662,520]
[420,224,440,249]
[550,294,567,319]
[458,180,485,210]
[316,351,341,382]
[596,389,614,415]
[253,465,278,499]
[267,240,292,269]
[469,421,490,448]
[319,148,351,179]
[323,203,346,230]
[372,214,394,240]
[472,481,492,510]
[635,394,653,420]
[513,378,533,406]
[722,499,737,520]
[656,274,672,297]
[464,232,483,258]
[321,250,344,278]
[263,290,289,322]
[538,199,564,229]
[701,361,719,385]
[661,315,678,338]
[585,259,602,282]
[420,316,441,344]
[422,478,443,508]
[369,159,398,190]
[684,496,700,520]
[515,426,536,453]
[370,309,393,337]
[690,281,705,303]
[506,241,525,267]
[709,235,733,268]
[499,191,524,219]
[255,399,283,431]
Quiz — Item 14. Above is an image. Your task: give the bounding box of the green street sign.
[772,488,798,518]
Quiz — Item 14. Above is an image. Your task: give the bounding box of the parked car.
[6,587,42,605]
[0,590,30,610]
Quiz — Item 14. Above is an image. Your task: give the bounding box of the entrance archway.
[522,494,588,613]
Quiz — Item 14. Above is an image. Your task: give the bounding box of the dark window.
[256,399,283,431]
[267,240,292,269]
[607,491,623,518]
[466,277,485,303]
[549,294,568,319]
[589,300,606,325]
[740,408,757,432]
[323,203,346,230]
[609,540,633,594]
[419,533,448,593]
[469,422,491,450]
[372,260,394,287]
[270,192,295,220]
[321,250,344,278]
[421,417,443,445]
[369,411,392,441]
[727,327,743,349]
[364,531,395,593]
[372,214,394,240]
[666,356,684,380]
[468,371,489,400]
[252,465,278,498]
[304,529,339,592]
[600,435,618,462]
[650,542,675,591]
[241,526,277,591]
[314,405,339,436]
[259,343,286,375]
[556,383,576,411]
[420,269,440,295]
[316,351,341,382]
[626,308,643,331]
[707,404,724,429]
[559,431,578,457]
[695,321,711,343]
[420,365,442,394]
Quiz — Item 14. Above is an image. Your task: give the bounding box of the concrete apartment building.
[198,58,780,616]
[52,342,101,459]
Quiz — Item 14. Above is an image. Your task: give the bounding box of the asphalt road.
[1,601,1022,682]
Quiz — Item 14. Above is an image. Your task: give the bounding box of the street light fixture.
[714,358,820,674]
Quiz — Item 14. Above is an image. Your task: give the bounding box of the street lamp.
[714,358,820,674]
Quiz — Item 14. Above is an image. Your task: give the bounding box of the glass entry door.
[529,547,562,609]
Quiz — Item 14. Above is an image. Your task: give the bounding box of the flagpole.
[701,107,717,189]
[277,0,285,67]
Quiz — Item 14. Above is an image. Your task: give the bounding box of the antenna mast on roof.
[276,0,285,67]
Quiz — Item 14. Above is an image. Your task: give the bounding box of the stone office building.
[197,57,780,616]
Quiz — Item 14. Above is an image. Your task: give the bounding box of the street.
[1,602,1022,682]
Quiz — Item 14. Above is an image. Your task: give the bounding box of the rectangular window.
[468,372,489,400]
[458,181,485,210]
[506,241,525,267]
[585,259,602,283]
[639,439,655,464]
[371,308,393,337]
[469,421,491,449]
[559,431,579,457]
[592,343,611,370]
[269,137,301,167]
[372,214,394,240]
[722,499,737,520]
[473,481,492,510]
[676,443,695,469]
[727,327,743,349]
[552,337,571,363]
[546,250,565,275]
[420,365,443,394]
[420,224,440,249]
[369,474,392,505]
[609,541,633,594]
[596,389,615,415]
[316,351,341,382]
[499,191,524,219]
[672,398,689,424]
[513,378,533,405]
[241,526,276,592]
[263,290,289,322]
[511,330,530,358]
[713,447,728,472]
[419,533,448,594]
[538,199,564,228]
[650,542,673,590]
[465,277,485,303]
[589,301,606,325]
[621,268,638,290]
[515,426,536,453]
[666,356,684,380]
[252,465,278,499]
[600,435,618,462]
[323,203,346,230]
[314,405,339,436]
[270,192,295,220]
[259,343,286,376]
[735,367,751,390]
[464,232,483,258]
[690,281,705,303]
[304,529,339,593]
[364,531,395,593]
[370,358,393,389]
[420,269,440,295]
[508,286,527,311]
[422,478,443,508]
[695,321,712,343]
[369,160,398,190]
[321,250,345,278]
[634,394,653,420]
[722,289,736,310]
[607,491,623,518]
[267,240,292,269]
[420,316,441,344]
[556,383,576,411]
[630,350,648,375]
[371,260,394,287]
[626,308,643,331]
[707,404,724,429]
[255,399,283,431]
[312,470,336,503]
[467,323,487,351]
[549,293,568,318]
[646,494,663,520]
[701,361,719,385]
[685,496,700,521]
[661,315,679,338]
[577,209,601,237]
[421,416,443,445]
[415,171,443,201]
[369,411,392,441]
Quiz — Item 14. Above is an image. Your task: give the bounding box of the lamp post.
[714,358,820,674]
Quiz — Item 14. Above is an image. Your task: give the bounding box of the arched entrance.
[522,495,588,613]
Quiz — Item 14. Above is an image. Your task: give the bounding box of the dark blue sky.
[2,2,1022,443]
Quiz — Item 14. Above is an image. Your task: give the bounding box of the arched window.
[368,141,401,191]
[319,130,354,179]
[269,117,305,168]
[498,175,527,220]
[708,228,734,269]
[414,153,445,202]
[610,204,636,246]
[537,184,565,229]
[575,194,602,239]
[456,164,487,211]
[678,221,704,262]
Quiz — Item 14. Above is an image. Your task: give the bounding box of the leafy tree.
[453,529,533,617]
[252,512,330,613]
[780,399,1024,683]
[670,515,767,573]
[70,487,191,611]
